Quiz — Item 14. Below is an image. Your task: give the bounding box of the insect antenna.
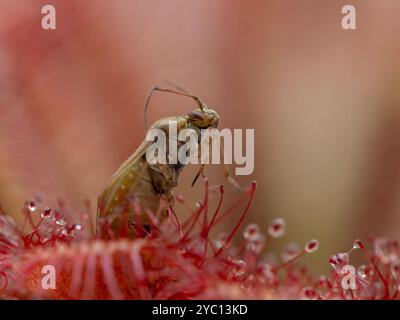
[161,79,191,94]
[161,80,210,112]
[144,86,206,130]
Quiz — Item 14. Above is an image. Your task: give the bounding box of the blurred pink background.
[1,0,400,273]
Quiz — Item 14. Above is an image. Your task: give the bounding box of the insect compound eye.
[188,110,205,121]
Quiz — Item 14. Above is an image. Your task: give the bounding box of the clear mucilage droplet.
[246,234,266,255]
[305,239,319,253]
[214,232,228,250]
[56,218,66,226]
[358,265,367,278]
[353,239,362,250]
[26,200,36,213]
[232,260,246,278]
[268,218,286,238]
[243,223,260,242]
[329,252,349,274]
[41,207,52,219]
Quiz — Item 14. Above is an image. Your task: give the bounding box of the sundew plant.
[0,176,398,300]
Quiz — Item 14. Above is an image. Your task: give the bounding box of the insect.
[97,84,240,238]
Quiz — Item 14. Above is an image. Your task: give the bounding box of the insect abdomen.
[97,157,160,237]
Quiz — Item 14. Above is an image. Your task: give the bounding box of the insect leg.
[222,164,246,191]
[191,131,246,191]
[220,135,246,191]
[191,164,206,187]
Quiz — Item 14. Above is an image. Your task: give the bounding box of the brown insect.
[96,85,240,238]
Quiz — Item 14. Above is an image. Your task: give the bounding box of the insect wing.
[98,140,152,214]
